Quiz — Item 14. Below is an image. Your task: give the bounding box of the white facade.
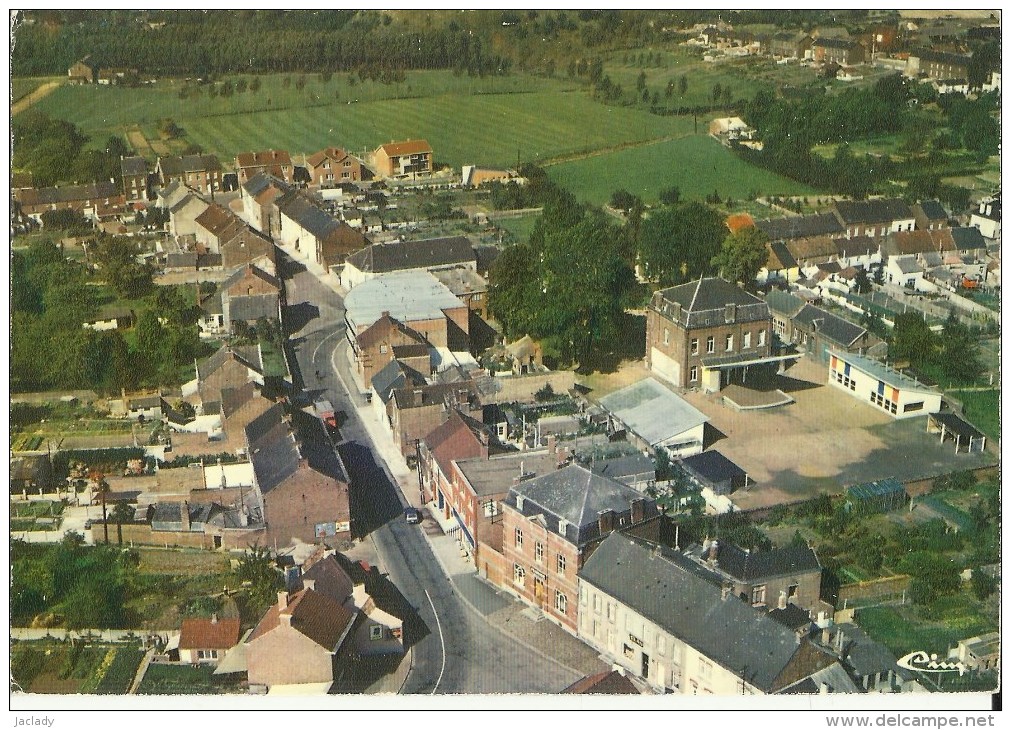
[886,255,926,290]
[577,579,761,695]
[828,352,942,419]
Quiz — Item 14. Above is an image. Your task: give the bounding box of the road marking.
[311,327,343,364]
[425,589,446,695]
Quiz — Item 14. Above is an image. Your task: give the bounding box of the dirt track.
[12,80,61,116]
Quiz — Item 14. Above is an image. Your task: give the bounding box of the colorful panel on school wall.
[891,387,899,403]
[831,355,838,370]
[844,363,850,377]
[877,380,885,395]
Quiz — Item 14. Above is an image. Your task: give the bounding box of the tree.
[236,545,284,619]
[937,312,982,383]
[110,501,134,545]
[711,225,769,286]
[609,188,640,213]
[890,312,936,365]
[711,82,722,105]
[92,236,155,299]
[678,75,687,97]
[659,187,680,206]
[90,470,110,544]
[40,209,91,234]
[971,569,997,601]
[638,202,726,286]
[853,267,872,294]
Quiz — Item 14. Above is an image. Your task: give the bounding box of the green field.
[494,214,541,245]
[546,134,815,205]
[11,76,57,103]
[11,641,145,694]
[26,71,698,169]
[136,663,242,695]
[948,389,1000,442]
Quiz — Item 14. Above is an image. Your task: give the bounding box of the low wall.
[837,574,910,608]
[476,544,510,588]
[111,522,265,550]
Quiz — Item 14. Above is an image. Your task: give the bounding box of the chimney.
[515,494,525,511]
[835,629,845,653]
[721,582,732,601]
[277,591,288,609]
[211,613,218,624]
[707,539,719,563]
[598,509,616,536]
[821,627,831,645]
[546,434,556,454]
[180,501,190,531]
[778,590,788,610]
[303,578,316,592]
[630,498,646,525]
[819,683,829,695]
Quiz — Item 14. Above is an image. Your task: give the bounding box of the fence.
[11,628,175,644]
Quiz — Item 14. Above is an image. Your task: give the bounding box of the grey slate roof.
[121,156,148,176]
[589,453,656,483]
[653,277,770,329]
[507,463,656,546]
[345,236,475,274]
[580,533,809,694]
[950,226,985,251]
[159,154,222,175]
[196,345,263,382]
[277,191,342,240]
[371,360,408,404]
[714,542,821,581]
[765,289,806,318]
[793,304,867,347]
[680,450,748,486]
[166,252,198,269]
[767,603,814,631]
[769,240,798,269]
[228,295,278,323]
[892,256,922,275]
[834,199,913,226]
[917,200,948,221]
[756,214,844,241]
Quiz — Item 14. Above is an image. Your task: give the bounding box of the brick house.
[240,173,292,235]
[245,405,352,548]
[14,182,125,224]
[905,49,971,81]
[645,277,777,393]
[246,587,356,690]
[121,156,149,202]
[352,313,428,391]
[193,345,265,409]
[156,155,223,195]
[372,139,433,179]
[386,382,482,458]
[67,55,98,84]
[218,263,282,334]
[178,614,241,665]
[235,150,294,185]
[194,203,246,253]
[812,38,866,65]
[304,147,372,188]
[578,532,838,694]
[276,190,369,269]
[766,31,813,59]
[766,289,882,363]
[499,463,657,635]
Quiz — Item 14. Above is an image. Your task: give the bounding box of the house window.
[556,554,566,576]
[484,501,498,517]
[663,328,670,345]
[344,160,352,167]
[752,585,767,606]
[758,330,766,347]
[698,658,713,679]
[788,584,799,600]
[904,401,924,413]
[515,528,523,548]
[473,293,483,301]
[607,602,616,623]
[706,336,715,354]
[370,625,384,641]
[342,172,350,179]
[690,338,699,355]
[379,344,388,354]
[554,590,567,615]
[535,542,544,564]
[513,564,526,587]
[593,594,602,614]
[743,331,752,349]
[689,366,698,383]
[623,644,635,659]
[725,334,733,352]
[580,585,587,605]
[657,634,666,656]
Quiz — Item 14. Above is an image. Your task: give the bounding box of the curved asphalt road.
[281,252,579,694]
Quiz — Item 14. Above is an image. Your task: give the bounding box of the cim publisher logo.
[896,651,969,675]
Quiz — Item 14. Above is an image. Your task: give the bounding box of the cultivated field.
[546,134,815,205]
[11,641,145,695]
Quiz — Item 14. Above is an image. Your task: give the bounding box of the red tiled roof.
[377,139,432,157]
[236,150,293,169]
[425,410,490,475]
[306,147,352,169]
[247,588,355,651]
[179,616,241,650]
[726,213,755,234]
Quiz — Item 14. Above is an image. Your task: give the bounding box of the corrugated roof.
[598,378,709,447]
[345,271,464,333]
[846,477,906,502]
[345,236,475,275]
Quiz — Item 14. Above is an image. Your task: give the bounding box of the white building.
[970,195,1001,241]
[885,254,926,290]
[598,378,708,458]
[828,351,942,419]
[577,532,840,695]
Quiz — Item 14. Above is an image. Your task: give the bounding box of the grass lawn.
[856,591,998,659]
[12,500,65,518]
[494,213,541,245]
[259,340,288,378]
[947,389,1000,442]
[546,134,815,205]
[12,76,55,103]
[136,663,243,695]
[31,71,691,169]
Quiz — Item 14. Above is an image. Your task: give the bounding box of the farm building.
[598,377,708,458]
[844,477,908,515]
[927,412,987,454]
[827,351,942,419]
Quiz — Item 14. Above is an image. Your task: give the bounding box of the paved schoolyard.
[680,358,996,510]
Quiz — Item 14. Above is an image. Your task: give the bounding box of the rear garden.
[10,500,65,532]
[10,640,146,695]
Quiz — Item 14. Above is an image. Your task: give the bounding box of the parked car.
[404,508,421,525]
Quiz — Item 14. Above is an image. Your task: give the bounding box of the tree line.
[13,111,128,188]
[11,237,210,394]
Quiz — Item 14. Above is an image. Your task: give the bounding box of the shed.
[845,477,908,514]
[927,412,986,453]
[679,450,750,496]
[598,378,709,458]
